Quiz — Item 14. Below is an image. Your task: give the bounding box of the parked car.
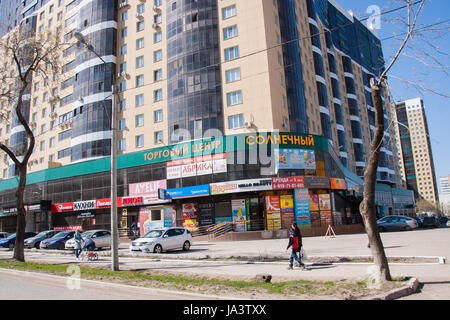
[377,215,418,232]
[422,216,439,228]
[412,217,423,228]
[0,232,36,249]
[65,230,111,250]
[40,231,75,250]
[24,230,60,249]
[0,232,11,239]
[438,216,448,226]
[130,227,192,253]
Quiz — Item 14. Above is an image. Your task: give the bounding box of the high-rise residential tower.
[0,0,401,235]
[439,175,450,215]
[393,98,439,204]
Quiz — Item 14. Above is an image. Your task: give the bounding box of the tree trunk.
[359,81,392,281]
[13,164,27,262]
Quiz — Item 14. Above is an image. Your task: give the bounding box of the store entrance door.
[249,198,264,231]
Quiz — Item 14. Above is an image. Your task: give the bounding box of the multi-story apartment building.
[393,98,439,204]
[0,0,401,236]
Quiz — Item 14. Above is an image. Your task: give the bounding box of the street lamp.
[74,31,119,271]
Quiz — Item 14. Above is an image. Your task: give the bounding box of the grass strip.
[0,259,405,299]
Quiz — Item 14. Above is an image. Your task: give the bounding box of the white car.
[130,227,192,253]
[65,230,111,250]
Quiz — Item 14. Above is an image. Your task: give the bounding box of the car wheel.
[183,241,191,251]
[57,243,65,250]
[153,244,163,254]
[404,226,411,231]
[379,227,386,232]
[35,242,40,249]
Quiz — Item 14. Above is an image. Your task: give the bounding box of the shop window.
[151,210,161,220]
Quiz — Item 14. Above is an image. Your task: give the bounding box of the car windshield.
[142,230,164,238]
[6,233,16,240]
[52,232,70,239]
[82,231,96,238]
[36,231,51,238]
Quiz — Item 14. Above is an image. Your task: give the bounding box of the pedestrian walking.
[74,229,83,260]
[286,222,306,270]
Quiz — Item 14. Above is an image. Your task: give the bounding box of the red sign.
[96,198,111,209]
[121,196,144,206]
[182,203,199,220]
[272,177,305,190]
[265,196,281,213]
[330,178,346,190]
[51,202,74,213]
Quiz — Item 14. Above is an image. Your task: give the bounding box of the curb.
[370,278,420,300]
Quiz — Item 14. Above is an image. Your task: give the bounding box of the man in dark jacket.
[286,222,306,270]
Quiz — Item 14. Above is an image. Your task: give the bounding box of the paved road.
[1,227,449,299]
[0,268,235,300]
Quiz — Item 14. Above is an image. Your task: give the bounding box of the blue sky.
[336,0,450,193]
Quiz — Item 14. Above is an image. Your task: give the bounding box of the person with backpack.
[286,222,306,270]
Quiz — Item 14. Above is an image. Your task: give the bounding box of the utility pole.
[74,32,119,271]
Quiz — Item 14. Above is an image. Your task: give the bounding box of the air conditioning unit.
[244,121,253,128]
[136,13,144,20]
[152,23,160,29]
[118,2,129,9]
[153,5,161,12]
[50,112,58,118]
[30,121,36,128]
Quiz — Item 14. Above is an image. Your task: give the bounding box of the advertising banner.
[163,206,177,228]
[294,189,311,228]
[309,195,319,211]
[265,196,281,230]
[319,194,332,211]
[275,148,316,170]
[210,178,272,195]
[304,177,331,189]
[73,200,96,211]
[165,184,210,199]
[129,180,167,196]
[231,199,247,232]
[166,153,227,179]
[182,203,199,231]
[320,210,333,227]
[53,225,82,231]
[330,178,346,190]
[280,195,295,230]
[198,203,214,226]
[272,177,305,190]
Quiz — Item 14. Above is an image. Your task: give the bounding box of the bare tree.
[0,24,65,262]
[360,0,449,281]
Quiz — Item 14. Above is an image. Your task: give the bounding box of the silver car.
[0,232,11,239]
[24,230,59,249]
[377,215,418,232]
[65,230,111,250]
[130,227,192,253]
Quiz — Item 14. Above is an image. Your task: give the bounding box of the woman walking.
[286,222,306,270]
[74,229,83,260]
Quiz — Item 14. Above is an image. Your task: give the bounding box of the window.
[137,21,144,32]
[40,140,45,151]
[136,94,144,107]
[119,139,126,151]
[223,25,238,40]
[154,14,162,24]
[154,69,163,81]
[155,131,163,144]
[42,108,47,118]
[120,45,127,55]
[136,75,144,87]
[225,68,241,83]
[136,114,144,127]
[154,49,162,62]
[222,5,236,19]
[154,0,162,7]
[137,4,145,14]
[121,27,127,37]
[227,90,242,106]
[228,114,244,129]
[119,99,126,111]
[154,110,163,122]
[136,38,144,49]
[121,11,128,21]
[119,81,126,91]
[49,137,55,148]
[154,89,162,101]
[154,31,162,43]
[136,135,144,148]
[119,119,126,130]
[136,56,144,68]
[224,46,239,61]
[119,62,127,73]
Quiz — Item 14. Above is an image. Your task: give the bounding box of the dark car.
[0,232,37,249]
[438,216,448,226]
[412,217,423,228]
[377,215,418,232]
[24,230,60,249]
[422,216,439,228]
[40,231,75,250]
